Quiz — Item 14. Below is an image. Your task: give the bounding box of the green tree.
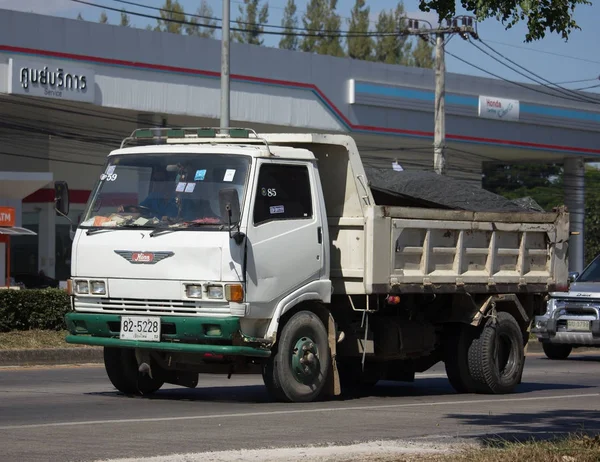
[411,36,434,68]
[156,0,186,34]
[99,11,108,24]
[584,166,600,264]
[318,0,345,57]
[417,0,589,42]
[232,0,269,45]
[347,0,373,60]
[279,0,299,50]
[374,2,412,65]
[120,10,131,27]
[186,0,217,38]
[300,0,325,53]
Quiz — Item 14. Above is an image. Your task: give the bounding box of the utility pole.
[220,0,230,133]
[434,33,445,174]
[406,16,478,175]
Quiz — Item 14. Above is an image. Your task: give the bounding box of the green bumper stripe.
[65,335,271,357]
[65,312,270,358]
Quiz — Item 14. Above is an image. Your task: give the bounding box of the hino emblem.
[114,250,174,264]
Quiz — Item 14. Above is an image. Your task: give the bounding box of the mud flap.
[326,313,341,396]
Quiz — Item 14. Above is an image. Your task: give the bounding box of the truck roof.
[109,142,316,161]
[115,128,358,161]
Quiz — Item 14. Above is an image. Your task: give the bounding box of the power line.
[471,38,600,105]
[444,47,600,105]
[483,39,600,66]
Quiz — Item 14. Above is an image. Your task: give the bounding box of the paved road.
[1,352,600,462]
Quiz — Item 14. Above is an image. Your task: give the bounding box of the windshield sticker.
[270,205,285,214]
[105,165,116,176]
[223,169,236,182]
[184,182,196,193]
[194,169,207,181]
[175,182,187,192]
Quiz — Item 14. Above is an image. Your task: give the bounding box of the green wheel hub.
[291,336,320,385]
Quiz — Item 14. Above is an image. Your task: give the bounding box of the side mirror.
[219,188,244,245]
[219,188,241,226]
[55,181,70,217]
[568,272,580,283]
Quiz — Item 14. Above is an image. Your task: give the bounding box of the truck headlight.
[90,281,106,295]
[74,280,89,294]
[186,284,203,299]
[207,285,224,299]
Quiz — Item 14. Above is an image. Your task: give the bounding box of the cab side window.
[253,164,313,225]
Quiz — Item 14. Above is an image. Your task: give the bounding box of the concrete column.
[564,157,585,272]
[38,203,56,278]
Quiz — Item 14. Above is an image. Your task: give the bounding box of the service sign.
[0,207,15,227]
[7,58,95,104]
[478,95,520,122]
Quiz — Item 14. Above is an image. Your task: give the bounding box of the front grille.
[74,297,232,317]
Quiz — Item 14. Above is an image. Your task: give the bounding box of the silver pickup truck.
[533,253,600,359]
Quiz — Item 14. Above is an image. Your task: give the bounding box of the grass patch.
[0,330,96,350]
[383,434,600,461]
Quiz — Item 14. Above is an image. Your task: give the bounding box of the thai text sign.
[8,58,95,103]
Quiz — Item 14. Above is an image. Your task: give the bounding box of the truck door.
[245,161,324,312]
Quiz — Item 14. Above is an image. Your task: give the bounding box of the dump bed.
[258,133,570,295]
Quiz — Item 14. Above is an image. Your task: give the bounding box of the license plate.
[567,320,591,332]
[120,316,161,341]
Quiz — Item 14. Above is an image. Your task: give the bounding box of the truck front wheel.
[103,347,164,396]
[263,310,331,402]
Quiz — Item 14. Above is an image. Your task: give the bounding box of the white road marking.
[0,392,597,431]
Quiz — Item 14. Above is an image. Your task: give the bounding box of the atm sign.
[0,207,15,227]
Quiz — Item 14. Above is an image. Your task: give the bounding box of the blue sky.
[2,0,599,93]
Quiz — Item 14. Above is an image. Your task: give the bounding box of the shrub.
[0,289,70,332]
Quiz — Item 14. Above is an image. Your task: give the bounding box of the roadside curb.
[0,347,103,367]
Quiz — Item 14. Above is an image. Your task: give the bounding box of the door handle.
[317,227,322,244]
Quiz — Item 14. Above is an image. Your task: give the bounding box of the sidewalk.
[0,341,563,368]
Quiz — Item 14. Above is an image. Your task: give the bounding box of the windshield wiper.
[85,227,117,236]
[149,221,220,237]
[85,223,156,236]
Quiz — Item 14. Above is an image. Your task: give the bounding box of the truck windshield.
[577,254,600,282]
[80,153,251,230]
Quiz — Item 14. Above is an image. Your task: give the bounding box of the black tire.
[263,310,331,403]
[468,312,524,394]
[542,343,572,360]
[443,323,479,394]
[103,347,164,395]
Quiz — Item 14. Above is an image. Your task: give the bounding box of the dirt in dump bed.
[364,167,545,213]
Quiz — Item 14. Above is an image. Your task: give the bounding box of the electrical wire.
[472,38,600,105]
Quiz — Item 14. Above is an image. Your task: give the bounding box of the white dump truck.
[62,128,569,402]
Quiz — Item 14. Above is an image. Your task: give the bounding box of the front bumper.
[532,303,600,346]
[65,312,271,357]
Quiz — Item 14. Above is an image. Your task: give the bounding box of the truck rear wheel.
[468,312,524,394]
[103,347,164,395]
[263,310,331,402]
[542,343,572,360]
[443,323,479,393]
